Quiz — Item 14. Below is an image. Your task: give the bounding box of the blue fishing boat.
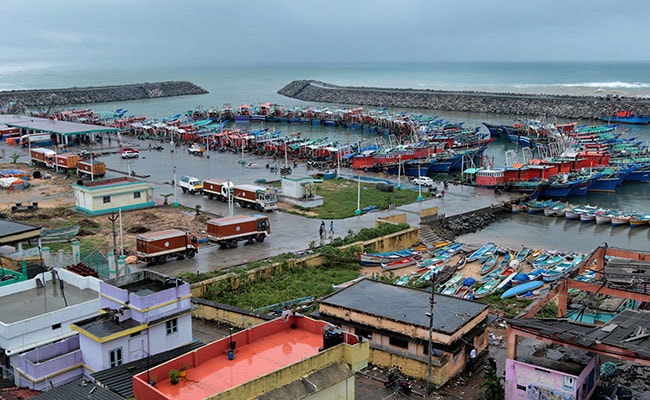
[501,280,544,299]
[466,242,497,264]
[600,110,650,125]
[542,254,583,282]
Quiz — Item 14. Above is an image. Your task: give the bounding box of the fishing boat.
[466,242,497,263]
[501,280,544,299]
[629,214,650,228]
[511,203,527,213]
[600,110,650,125]
[478,254,499,275]
[381,256,418,270]
[359,250,417,266]
[40,225,81,243]
[542,254,584,282]
[393,273,416,287]
[438,272,464,295]
[474,276,501,299]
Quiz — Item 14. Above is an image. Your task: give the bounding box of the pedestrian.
[329,221,334,235]
[441,189,446,197]
[468,347,477,375]
[319,221,325,240]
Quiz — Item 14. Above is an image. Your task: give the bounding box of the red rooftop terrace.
[133,315,368,400]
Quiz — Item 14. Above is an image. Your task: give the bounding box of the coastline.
[278,80,650,121]
[0,81,208,109]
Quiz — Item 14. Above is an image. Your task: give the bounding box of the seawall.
[278,80,650,121]
[0,81,208,108]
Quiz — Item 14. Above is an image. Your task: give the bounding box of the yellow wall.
[193,301,268,329]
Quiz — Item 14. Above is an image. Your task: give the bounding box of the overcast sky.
[2,0,649,70]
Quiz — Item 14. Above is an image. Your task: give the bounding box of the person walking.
[468,347,477,376]
[319,221,325,240]
[329,221,334,235]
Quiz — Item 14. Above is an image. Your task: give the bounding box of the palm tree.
[10,153,20,164]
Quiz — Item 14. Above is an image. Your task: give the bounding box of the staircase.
[419,224,445,245]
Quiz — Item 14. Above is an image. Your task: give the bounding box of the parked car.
[121,148,139,159]
[412,176,434,187]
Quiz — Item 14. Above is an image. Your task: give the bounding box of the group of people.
[319,220,334,240]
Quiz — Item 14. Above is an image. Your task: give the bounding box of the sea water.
[2,61,649,253]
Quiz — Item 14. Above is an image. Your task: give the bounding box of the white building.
[72,177,155,215]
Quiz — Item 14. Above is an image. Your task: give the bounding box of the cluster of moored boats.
[355,241,590,301]
[513,199,650,228]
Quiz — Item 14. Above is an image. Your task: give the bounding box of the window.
[389,336,408,349]
[109,348,122,367]
[103,196,111,203]
[166,318,178,335]
[133,191,141,199]
[51,323,61,330]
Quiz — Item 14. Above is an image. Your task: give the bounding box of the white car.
[120,149,139,159]
[412,176,434,187]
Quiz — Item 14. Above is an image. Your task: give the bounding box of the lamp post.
[397,154,402,189]
[355,173,361,215]
[426,273,437,394]
[417,163,423,202]
[172,165,178,206]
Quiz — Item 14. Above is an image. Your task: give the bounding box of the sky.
[1,0,649,70]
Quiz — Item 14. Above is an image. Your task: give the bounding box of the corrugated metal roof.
[0,115,119,136]
[91,341,204,398]
[319,279,488,335]
[30,379,123,400]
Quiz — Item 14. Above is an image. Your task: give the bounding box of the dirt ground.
[1,162,209,255]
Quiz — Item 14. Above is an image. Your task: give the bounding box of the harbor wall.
[278,80,650,121]
[0,81,208,108]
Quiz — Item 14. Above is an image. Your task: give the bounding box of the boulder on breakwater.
[0,81,208,108]
[278,80,650,121]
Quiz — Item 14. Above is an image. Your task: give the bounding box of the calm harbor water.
[2,62,650,254]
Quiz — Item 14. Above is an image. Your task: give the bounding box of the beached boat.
[359,250,417,266]
[474,277,501,299]
[542,254,583,282]
[501,280,544,299]
[381,256,418,270]
[40,225,80,243]
[466,242,497,263]
[478,254,499,275]
[438,272,464,295]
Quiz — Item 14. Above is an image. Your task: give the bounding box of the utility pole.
[108,212,119,275]
[426,272,437,394]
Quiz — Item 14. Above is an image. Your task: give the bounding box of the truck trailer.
[135,228,198,265]
[30,148,56,168]
[77,159,106,178]
[206,214,270,248]
[21,133,55,148]
[232,184,277,212]
[203,179,233,201]
[55,153,80,172]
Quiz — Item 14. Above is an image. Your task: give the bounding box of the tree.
[10,153,20,164]
[479,366,505,400]
[160,193,174,205]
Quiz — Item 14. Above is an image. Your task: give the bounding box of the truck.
[233,183,278,212]
[178,175,203,194]
[30,148,56,168]
[21,133,54,148]
[135,228,198,265]
[77,159,106,178]
[202,179,233,201]
[206,214,270,248]
[55,153,80,172]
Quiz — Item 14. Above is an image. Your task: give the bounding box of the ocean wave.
[512,81,650,89]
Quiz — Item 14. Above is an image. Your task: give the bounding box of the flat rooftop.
[0,282,98,324]
[155,322,323,399]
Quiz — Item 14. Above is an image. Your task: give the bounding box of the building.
[6,270,193,392]
[0,269,101,388]
[505,245,650,399]
[71,271,193,373]
[317,279,492,386]
[72,177,155,215]
[132,315,369,400]
[280,175,322,208]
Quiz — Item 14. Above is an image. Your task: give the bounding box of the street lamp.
[355,174,362,215]
[417,163,423,202]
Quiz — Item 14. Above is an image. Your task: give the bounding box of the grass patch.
[203,262,361,310]
[310,178,428,219]
[481,293,533,318]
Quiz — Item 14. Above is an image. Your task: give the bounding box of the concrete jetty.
[0,81,208,109]
[278,80,650,121]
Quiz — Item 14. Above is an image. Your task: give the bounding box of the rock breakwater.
[0,81,208,108]
[278,80,650,121]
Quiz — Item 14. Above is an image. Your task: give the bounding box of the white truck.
[178,175,203,194]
